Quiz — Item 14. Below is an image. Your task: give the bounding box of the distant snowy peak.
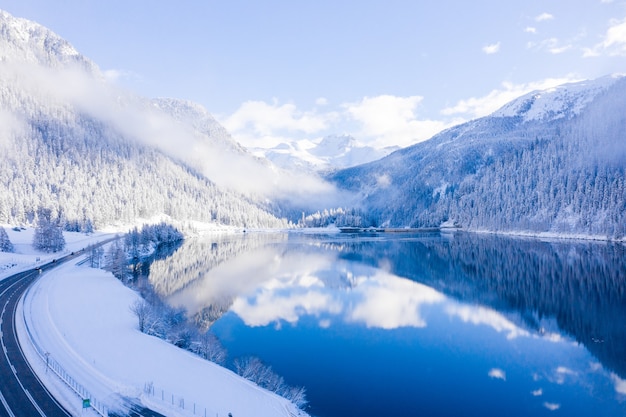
[258,134,399,172]
[310,134,359,158]
[0,10,98,74]
[493,74,625,122]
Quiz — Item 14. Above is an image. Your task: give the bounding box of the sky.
[3,0,626,149]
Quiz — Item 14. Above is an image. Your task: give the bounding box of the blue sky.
[3,1,626,148]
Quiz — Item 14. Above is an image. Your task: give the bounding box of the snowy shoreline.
[1,227,306,417]
[0,223,622,417]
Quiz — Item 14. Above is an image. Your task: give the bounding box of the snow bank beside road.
[20,257,304,417]
[0,225,113,279]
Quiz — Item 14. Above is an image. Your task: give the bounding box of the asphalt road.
[0,255,77,417]
[0,239,166,417]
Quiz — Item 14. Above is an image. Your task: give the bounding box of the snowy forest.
[0,110,288,229]
[0,10,290,231]
[1,9,625,240]
[330,76,626,238]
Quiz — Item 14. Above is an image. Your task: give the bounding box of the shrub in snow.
[234,356,308,408]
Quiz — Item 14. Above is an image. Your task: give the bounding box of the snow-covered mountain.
[330,75,626,238]
[253,134,399,172]
[0,10,98,72]
[492,75,622,122]
[0,10,288,229]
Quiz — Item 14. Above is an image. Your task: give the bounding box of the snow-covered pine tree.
[0,227,14,252]
[32,207,66,252]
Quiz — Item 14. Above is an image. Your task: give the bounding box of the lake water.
[147,232,626,417]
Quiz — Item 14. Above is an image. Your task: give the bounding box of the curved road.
[0,242,165,417]
[0,255,78,417]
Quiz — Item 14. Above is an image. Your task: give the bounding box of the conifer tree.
[0,227,13,252]
[32,207,66,252]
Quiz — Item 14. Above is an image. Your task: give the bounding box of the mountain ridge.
[329,75,626,238]
[254,134,399,172]
[0,10,288,229]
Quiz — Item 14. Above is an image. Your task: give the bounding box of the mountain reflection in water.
[147,232,626,417]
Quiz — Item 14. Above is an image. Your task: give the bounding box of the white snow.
[3,228,304,417]
[0,225,111,279]
[252,134,399,172]
[492,74,624,121]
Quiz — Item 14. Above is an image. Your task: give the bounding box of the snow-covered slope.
[150,98,250,157]
[492,75,623,122]
[330,75,626,238]
[0,10,290,229]
[16,244,306,417]
[0,9,97,72]
[255,134,399,172]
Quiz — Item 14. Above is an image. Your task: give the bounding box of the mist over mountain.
[1,9,624,238]
[0,10,342,229]
[330,75,626,238]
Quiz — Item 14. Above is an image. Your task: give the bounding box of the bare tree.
[193,332,227,365]
[88,244,104,268]
[233,356,307,408]
[129,300,163,337]
[107,240,127,280]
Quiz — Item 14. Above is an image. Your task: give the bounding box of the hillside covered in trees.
[0,10,289,230]
[330,75,626,238]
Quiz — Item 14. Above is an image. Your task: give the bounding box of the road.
[0,241,166,417]
[0,254,79,417]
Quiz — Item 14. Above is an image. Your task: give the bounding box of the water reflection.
[147,232,626,416]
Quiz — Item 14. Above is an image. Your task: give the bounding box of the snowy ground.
[0,225,113,279]
[2,226,305,417]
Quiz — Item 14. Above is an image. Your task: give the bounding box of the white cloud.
[102,68,141,84]
[221,99,334,139]
[527,37,573,54]
[441,76,583,118]
[543,402,561,411]
[344,95,455,147]
[531,388,543,396]
[0,109,24,149]
[488,368,506,381]
[551,365,578,384]
[610,373,626,395]
[233,289,336,327]
[315,97,329,106]
[219,94,457,151]
[376,174,392,189]
[555,366,576,375]
[447,304,530,339]
[347,273,445,329]
[525,26,537,34]
[482,42,501,54]
[583,17,626,57]
[535,13,554,22]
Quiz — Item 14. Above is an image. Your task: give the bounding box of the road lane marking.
[24,389,46,417]
[0,389,16,417]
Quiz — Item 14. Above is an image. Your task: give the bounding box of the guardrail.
[18,255,214,417]
[143,382,215,417]
[20,261,110,417]
[18,249,270,417]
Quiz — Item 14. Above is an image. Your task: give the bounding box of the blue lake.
[147,232,626,417]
